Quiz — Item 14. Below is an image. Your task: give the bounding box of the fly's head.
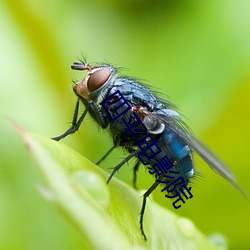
[72,61,116,101]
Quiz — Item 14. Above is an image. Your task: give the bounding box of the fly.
[52,60,247,240]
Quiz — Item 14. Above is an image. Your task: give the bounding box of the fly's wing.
[151,110,248,199]
[181,132,248,198]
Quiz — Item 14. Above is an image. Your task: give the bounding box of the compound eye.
[87,68,111,92]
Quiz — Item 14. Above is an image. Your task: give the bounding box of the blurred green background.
[0,0,250,249]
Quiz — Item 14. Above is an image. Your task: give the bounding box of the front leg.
[89,100,108,129]
[52,99,89,141]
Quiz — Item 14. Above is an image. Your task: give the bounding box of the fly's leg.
[107,149,140,184]
[89,100,108,129]
[103,149,140,187]
[52,99,89,141]
[140,175,164,240]
[132,160,141,189]
[96,145,116,165]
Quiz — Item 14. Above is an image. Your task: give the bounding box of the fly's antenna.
[71,61,89,71]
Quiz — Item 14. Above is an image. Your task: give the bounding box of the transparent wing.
[150,110,248,199]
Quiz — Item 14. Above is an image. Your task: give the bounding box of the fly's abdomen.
[158,128,194,183]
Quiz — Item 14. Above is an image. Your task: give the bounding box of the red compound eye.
[87,68,111,92]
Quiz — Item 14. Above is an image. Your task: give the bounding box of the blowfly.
[52,60,247,240]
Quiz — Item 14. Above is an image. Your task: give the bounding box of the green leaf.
[19,128,226,250]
